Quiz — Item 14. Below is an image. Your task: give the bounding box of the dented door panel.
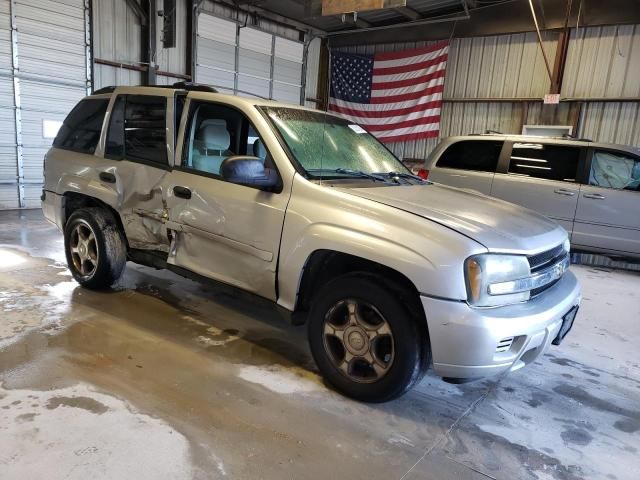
[163,169,288,300]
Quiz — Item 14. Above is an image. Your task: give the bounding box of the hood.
[340,183,566,254]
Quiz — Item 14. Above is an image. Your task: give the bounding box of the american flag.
[329,42,449,143]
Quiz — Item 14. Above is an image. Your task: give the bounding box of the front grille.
[530,278,560,298]
[528,244,565,273]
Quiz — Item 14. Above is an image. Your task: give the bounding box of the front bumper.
[422,270,581,379]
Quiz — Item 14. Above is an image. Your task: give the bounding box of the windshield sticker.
[348,124,366,134]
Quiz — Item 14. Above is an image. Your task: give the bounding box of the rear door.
[428,139,504,195]
[573,149,640,256]
[490,141,584,234]
[101,92,175,251]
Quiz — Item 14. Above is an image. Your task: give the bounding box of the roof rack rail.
[91,83,218,95]
[92,86,117,95]
[172,81,217,92]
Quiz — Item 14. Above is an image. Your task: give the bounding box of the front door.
[163,99,290,300]
[490,142,584,234]
[573,149,640,256]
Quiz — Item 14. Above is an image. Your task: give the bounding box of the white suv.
[42,85,581,402]
[426,135,640,259]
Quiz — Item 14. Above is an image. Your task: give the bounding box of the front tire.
[308,274,428,402]
[64,207,126,289]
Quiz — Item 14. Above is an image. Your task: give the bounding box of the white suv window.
[589,150,640,191]
[508,143,579,182]
[436,140,502,172]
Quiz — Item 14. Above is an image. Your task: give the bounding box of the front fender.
[277,222,440,311]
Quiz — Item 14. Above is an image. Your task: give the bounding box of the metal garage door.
[195,11,304,104]
[0,0,90,210]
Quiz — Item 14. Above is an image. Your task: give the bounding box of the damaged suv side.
[42,85,581,402]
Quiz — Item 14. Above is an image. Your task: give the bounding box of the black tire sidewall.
[308,275,424,402]
[64,208,125,289]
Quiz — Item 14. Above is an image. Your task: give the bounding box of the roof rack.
[92,86,117,95]
[90,82,218,95]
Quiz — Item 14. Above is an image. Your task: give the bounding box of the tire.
[308,274,429,402]
[64,207,126,289]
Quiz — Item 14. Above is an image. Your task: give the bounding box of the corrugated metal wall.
[0,0,89,210]
[92,0,143,88]
[336,25,640,161]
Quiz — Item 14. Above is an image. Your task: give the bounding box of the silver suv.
[41,85,581,402]
[426,135,640,259]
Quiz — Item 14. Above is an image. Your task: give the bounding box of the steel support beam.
[394,6,421,20]
[9,0,24,208]
[125,0,148,25]
[550,0,573,94]
[142,0,157,84]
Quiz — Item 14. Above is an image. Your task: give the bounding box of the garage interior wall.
[335,24,640,161]
[195,2,308,105]
[0,0,90,210]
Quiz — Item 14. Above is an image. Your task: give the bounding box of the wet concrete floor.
[1,209,639,479]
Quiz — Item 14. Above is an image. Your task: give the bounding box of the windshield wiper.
[379,171,426,182]
[308,168,386,182]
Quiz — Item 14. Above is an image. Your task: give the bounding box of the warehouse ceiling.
[225,0,640,46]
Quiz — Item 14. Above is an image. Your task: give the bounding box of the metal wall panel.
[580,102,640,145]
[0,0,89,209]
[445,31,558,99]
[15,0,88,208]
[195,12,236,91]
[156,0,187,77]
[563,24,640,98]
[92,0,143,89]
[196,8,306,103]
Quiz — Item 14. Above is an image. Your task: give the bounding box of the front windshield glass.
[262,107,411,179]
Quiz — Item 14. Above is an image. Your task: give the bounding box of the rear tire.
[64,207,126,289]
[308,274,428,402]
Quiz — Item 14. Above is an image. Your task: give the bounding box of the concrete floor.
[1,210,639,480]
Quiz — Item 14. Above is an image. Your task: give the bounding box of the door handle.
[99,172,116,183]
[173,186,192,199]
[554,188,576,196]
[583,193,606,200]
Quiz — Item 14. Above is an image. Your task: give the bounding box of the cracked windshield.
[263,107,423,183]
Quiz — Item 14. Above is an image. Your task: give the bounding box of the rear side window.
[508,143,579,182]
[53,98,109,154]
[436,140,502,172]
[105,95,168,166]
[589,150,640,191]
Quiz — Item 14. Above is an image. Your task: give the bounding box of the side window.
[508,143,579,182]
[589,150,640,191]
[105,95,168,166]
[182,102,272,177]
[53,98,109,154]
[436,140,502,172]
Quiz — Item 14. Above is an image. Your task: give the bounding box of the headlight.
[563,238,571,254]
[465,254,531,307]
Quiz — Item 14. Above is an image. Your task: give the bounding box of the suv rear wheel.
[64,207,126,289]
[308,274,428,402]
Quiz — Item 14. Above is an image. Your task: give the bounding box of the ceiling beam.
[394,6,421,20]
[124,0,147,26]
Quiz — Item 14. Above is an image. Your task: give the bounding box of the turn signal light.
[417,168,429,180]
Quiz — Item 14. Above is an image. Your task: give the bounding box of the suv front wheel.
[308,274,428,402]
[64,207,126,289]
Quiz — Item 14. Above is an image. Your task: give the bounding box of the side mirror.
[220,155,280,191]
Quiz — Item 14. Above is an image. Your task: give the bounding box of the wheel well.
[294,250,430,367]
[62,192,128,249]
[294,250,427,332]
